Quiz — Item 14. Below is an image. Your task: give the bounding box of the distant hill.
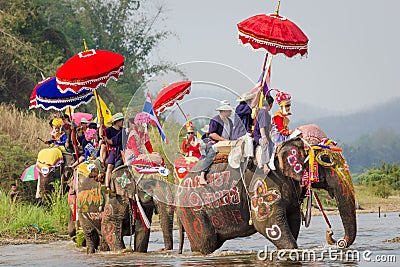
[341,129,400,173]
[292,97,400,143]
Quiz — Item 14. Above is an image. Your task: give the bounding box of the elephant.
[70,160,108,253]
[71,161,174,253]
[176,124,356,254]
[101,165,174,252]
[36,148,75,200]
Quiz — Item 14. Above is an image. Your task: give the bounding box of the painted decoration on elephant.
[180,170,232,188]
[179,171,242,210]
[101,204,116,251]
[77,187,104,213]
[116,171,132,188]
[265,224,282,240]
[315,150,355,198]
[250,178,280,221]
[210,209,245,229]
[286,148,303,174]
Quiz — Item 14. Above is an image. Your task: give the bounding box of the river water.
[1,212,399,266]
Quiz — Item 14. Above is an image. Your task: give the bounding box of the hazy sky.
[153,0,400,114]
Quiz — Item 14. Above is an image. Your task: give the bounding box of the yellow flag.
[94,92,112,127]
[65,107,75,117]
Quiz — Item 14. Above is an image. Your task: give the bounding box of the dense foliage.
[0,0,175,110]
[355,162,400,198]
[0,181,69,236]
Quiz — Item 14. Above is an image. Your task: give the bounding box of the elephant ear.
[111,166,136,199]
[275,137,306,181]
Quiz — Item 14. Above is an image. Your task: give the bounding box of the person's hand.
[45,140,51,145]
[260,136,268,147]
[184,141,190,149]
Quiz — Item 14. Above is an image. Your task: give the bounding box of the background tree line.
[0,0,174,111]
[342,128,400,174]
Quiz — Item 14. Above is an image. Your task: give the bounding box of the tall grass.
[0,103,49,153]
[0,181,69,236]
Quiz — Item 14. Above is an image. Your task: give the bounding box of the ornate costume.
[270,91,292,146]
[181,122,201,159]
[125,112,153,164]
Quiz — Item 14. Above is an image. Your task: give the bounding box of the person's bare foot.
[198,173,207,185]
[263,164,270,175]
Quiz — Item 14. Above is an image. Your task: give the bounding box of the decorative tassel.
[135,194,151,231]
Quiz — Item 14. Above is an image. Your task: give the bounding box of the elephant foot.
[121,248,134,253]
[86,247,96,254]
[158,247,173,252]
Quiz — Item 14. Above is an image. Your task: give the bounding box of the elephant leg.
[254,208,298,249]
[134,205,154,252]
[82,225,99,254]
[99,235,110,251]
[178,218,185,254]
[287,206,301,240]
[178,208,220,254]
[156,201,174,250]
[101,203,126,251]
[68,211,76,238]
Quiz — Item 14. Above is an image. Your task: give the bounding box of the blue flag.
[143,93,168,144]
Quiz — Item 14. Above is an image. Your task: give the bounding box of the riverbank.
[0,232,70,246]
[1,185,399,247]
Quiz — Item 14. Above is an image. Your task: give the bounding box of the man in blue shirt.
[198,100,233,185]
[253,95,274,174]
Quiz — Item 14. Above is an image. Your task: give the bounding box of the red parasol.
[153,81,191,116]
[237,2,308,58]
[56,49,124,93]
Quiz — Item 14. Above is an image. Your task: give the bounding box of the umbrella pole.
[94,89,105,125]
[261,53,268,71]
[94,90,110,161]
[69,107,79,162]
[176,102,188,121]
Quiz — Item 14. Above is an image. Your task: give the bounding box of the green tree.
[0,0,73,107]
[1,0,179,111]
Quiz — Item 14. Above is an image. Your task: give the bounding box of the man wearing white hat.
[198,100,234,185]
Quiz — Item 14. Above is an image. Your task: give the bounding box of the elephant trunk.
[326,172,357,247]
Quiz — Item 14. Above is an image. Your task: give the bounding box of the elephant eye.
[316,152,334,167]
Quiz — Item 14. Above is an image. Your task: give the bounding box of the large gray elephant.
[176,125,356,254]
[101,165,174,252]
[72,161,174,253]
